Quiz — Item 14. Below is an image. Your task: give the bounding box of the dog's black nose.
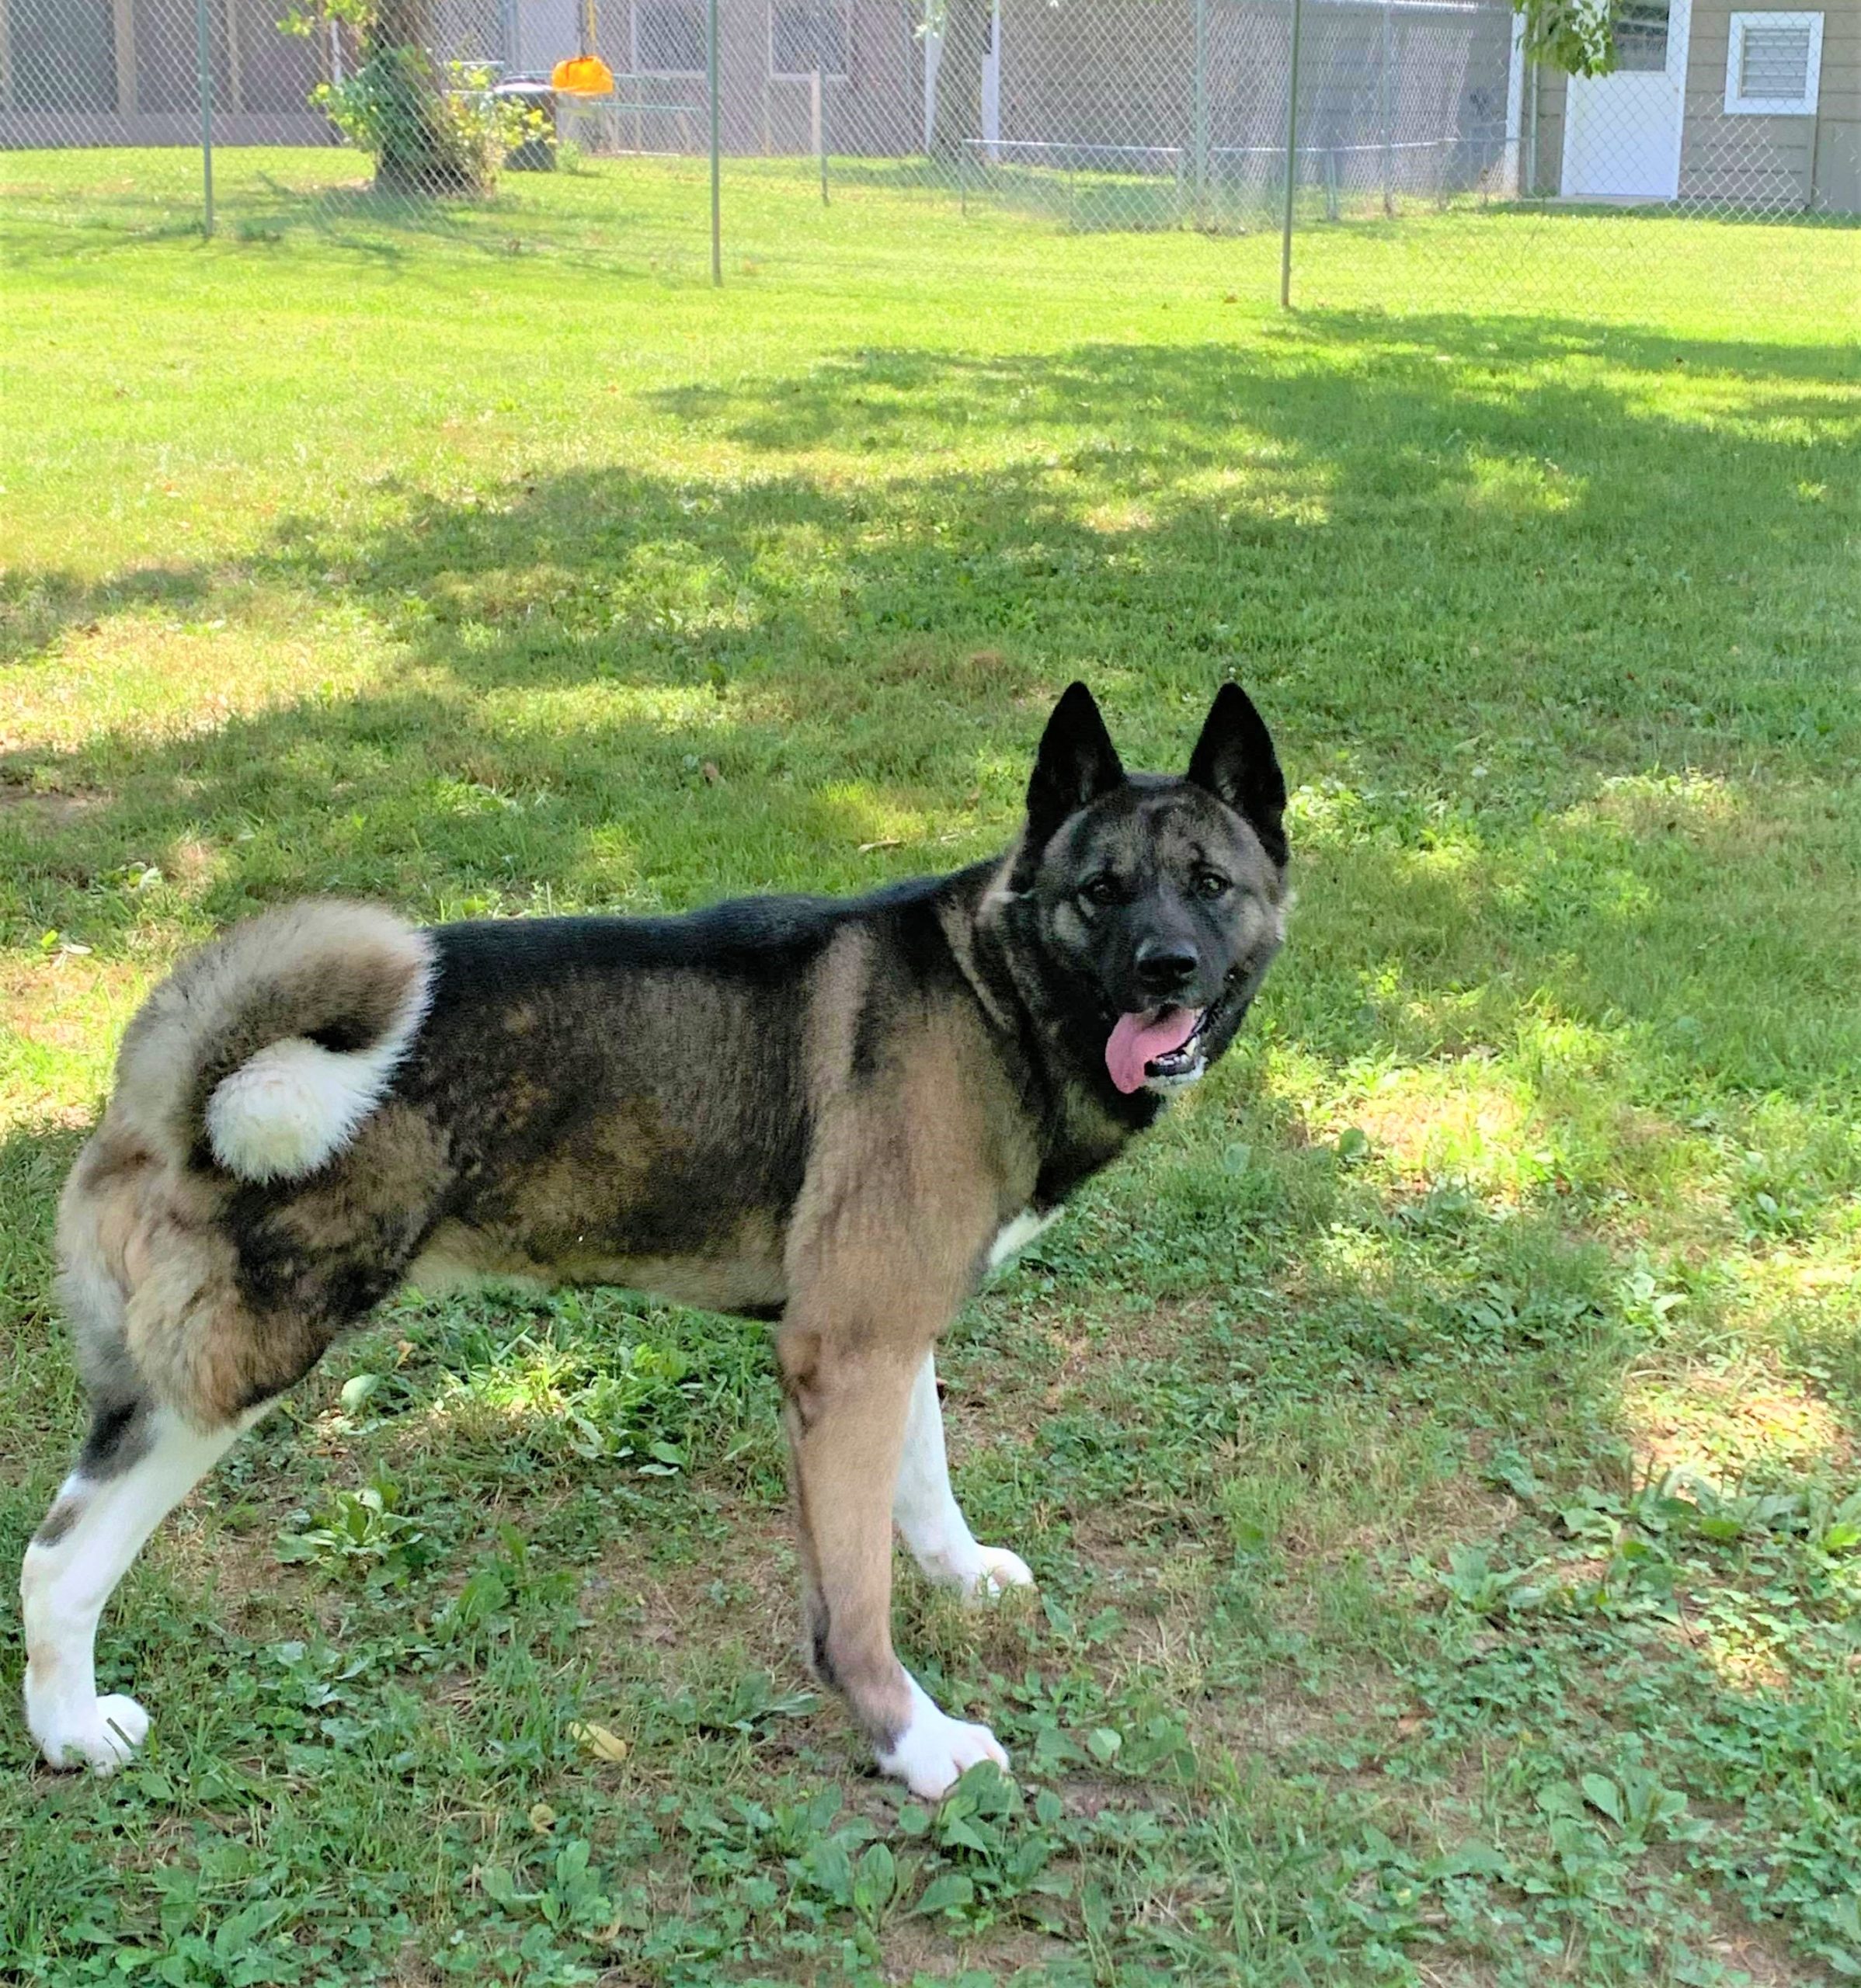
[1134,940,1198,996]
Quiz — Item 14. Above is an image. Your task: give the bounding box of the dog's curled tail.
[113,901,437,1185]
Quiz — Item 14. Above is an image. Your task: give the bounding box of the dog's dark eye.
[1193,871,1231,899]
[1081,876,1123,909]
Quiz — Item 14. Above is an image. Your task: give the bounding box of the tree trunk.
[366,0,482,195]
[929,0,989,166]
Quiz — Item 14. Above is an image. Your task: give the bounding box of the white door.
[1562,0,1692,199]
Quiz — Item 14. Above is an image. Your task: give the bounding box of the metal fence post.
[1379,0,1393,217]
[195,0,215,236]
[1279,0,1303,308]
[814,62,829,204]
[708,0,722,283]
[1525,57,1539,197]
[1191,0,1209,227]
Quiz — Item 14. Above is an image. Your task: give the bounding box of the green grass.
[2,151,1859,1986]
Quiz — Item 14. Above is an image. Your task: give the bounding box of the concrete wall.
[0,0,335,141]
[994,0,1515,196]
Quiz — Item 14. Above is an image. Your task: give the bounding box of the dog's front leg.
[778,1317,1009,1800]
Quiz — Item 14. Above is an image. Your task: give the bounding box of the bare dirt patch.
[0,780,106,824]
[1625,1367,1851,1482]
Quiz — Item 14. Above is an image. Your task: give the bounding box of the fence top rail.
[1212,134,1501,158]
[965,139,1186,161]
[1229,0,1497,13]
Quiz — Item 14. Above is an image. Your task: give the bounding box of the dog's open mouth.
[1105,1003,1209,1095]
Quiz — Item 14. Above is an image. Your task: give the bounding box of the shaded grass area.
[2,156,1859,1984]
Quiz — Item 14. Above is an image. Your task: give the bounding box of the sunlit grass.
[2,151,1859,1983]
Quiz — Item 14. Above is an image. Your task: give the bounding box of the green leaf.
[1581,1774,1623,1824]
[479,1866,534,1907]
[339,1371,381,1413]
[914,1872,976,1917]
[852,1841,897,1917]
[805,1838,853,1906]
[1434,1840,1508,1878]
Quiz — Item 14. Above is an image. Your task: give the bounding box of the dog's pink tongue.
[1105,1006,1200,1094]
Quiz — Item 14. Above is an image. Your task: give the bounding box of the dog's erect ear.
[1186,682,1288,867]
[1026,683,1125,846]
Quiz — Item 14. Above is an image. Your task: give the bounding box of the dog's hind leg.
[20,1392,273,1772]
[892,1351,1033,1600]
[21,1166,339,1775]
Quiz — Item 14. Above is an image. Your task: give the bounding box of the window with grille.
[1724,11,1823,114]
[770,2,849,78]
[1612,2,1671,73]
[634,0,705,75]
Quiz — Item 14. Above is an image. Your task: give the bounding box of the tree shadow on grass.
[1,566,213,669]
[280,312,1855,783]
[2,308,1856,1111]
[7,307,1852,719]
[2,290,1859,1970]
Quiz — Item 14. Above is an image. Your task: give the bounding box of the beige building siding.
[1517,1,1858,210]
[1810,0,1860,208]
[1682,0,1811,206]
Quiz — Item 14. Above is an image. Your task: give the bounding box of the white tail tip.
[205,1037,398,1183]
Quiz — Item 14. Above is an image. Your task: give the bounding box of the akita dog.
[22,682,1288,1799]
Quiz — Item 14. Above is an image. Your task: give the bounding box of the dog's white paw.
[30,1691,150,1774]
[878,1677,1010,1801]
[916,1540,1035,1600]
[965,1545,1035,1600]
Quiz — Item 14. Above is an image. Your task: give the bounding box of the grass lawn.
[2,152,1859,1986]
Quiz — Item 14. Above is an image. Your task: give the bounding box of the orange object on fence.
[551,54,614,95]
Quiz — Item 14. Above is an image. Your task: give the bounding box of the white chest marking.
[986,1208,1060,1273]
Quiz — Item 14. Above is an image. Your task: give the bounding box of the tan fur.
[778,991,1028,1746]
[407,1213,788,1315]
[59,1138,305,1429]
[110,902,433,1176]
[57,909,438,1428]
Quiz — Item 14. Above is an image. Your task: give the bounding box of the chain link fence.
[2,0,1856,306]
